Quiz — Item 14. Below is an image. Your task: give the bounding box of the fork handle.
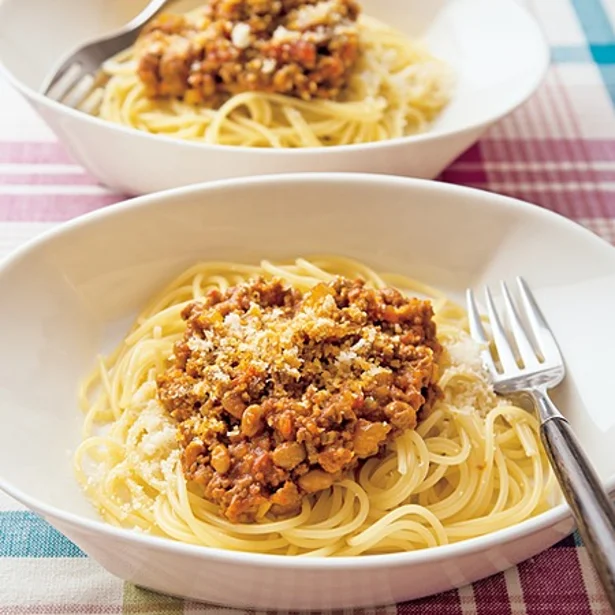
[121,0,171,34]
[540,413,615,608]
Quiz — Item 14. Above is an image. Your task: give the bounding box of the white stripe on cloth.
[464,182,615,191]
[458,584,478,615]
[0,185,111,195]
[0,558,124,609]
[503,567,528,615]
[451,162,615,171]
[526,0,586,46]
[0,79,56,141]
[0,164,85,174]
[556,65,615,140]
[576,547,611,614]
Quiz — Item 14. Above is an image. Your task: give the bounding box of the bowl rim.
[0,172,614,569]
[0,0,550,156]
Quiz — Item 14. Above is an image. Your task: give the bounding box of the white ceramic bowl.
[1,173,614,609]
[0,0,548,194]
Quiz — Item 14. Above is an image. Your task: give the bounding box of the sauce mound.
[157,277,442,523]
[135,0,361,103]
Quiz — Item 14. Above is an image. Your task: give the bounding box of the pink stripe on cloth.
[441,143,489,185]
[0,194,122,222]
[0,142,75,164]
[479,139,615,163]
[2,138,615,165]
[445,168,615,184]
[0,174,93,185]
[441,169,490,184]
[451,143,484,163]
[518,547,593,614]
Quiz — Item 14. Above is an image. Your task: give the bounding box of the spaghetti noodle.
[75,257,554,556]
[85,10,452,148]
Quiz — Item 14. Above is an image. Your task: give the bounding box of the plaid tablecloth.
[1,0,615,612]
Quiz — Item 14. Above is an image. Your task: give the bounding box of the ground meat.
[135,0,361,103]
[157,277,442,523]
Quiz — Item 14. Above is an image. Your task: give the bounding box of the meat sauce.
[135,0,361,103]
[157,277,442,523]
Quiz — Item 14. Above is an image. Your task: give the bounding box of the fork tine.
[516,277,563,363]
[44,60,80,96]
[485,287,519,372]
[500,281,540,368]
[465,289,489,344]
[47,65,84,102]
[80,87,104,114]
[466,289,501,377]
[43,71,68,97]
[63,74,96,109]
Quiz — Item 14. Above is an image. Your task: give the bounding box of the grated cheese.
[231,23,252,49]
[446,335,485,373]
[439,331,497,416]
[224,312,242,333]
[295,1,338,28]
[273,26,301,43]
[262,58,277,74]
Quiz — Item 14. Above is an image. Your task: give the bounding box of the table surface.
[1,0,615,613]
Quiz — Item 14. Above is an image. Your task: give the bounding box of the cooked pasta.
[75,257,554,556]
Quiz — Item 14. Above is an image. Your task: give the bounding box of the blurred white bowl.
[0,174,614,609]
[0,0,548,194]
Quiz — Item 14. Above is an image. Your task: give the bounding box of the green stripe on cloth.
[551,46,593,63]
[123,584,183,614]
[570,0,615,44]
[570,0,615,104]
[0,511,85,558]
[552,44,615,64]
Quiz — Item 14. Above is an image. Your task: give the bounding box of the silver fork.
[41,0,171,108]
[467,278,615,608]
